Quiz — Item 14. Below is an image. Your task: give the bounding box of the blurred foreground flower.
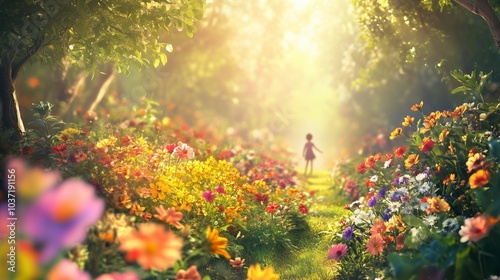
[47,259,90,280]
[207,226,231,259]
[247,264,279,280]
[22,179,104,262]
[119,223,183,270]
[175,265,201,280]
[96,271,140,280]
[459,214,499,243]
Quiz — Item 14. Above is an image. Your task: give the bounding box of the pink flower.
[175,265,201,280]
[96,271,140,280]
[22,179,104,263]
[166,144,176,154]
[328,243,348,261]
[47,259,91,280]
[154,205,183,229]
[174,141,195,159]
[366,235,385,255]
[459,214,498,243]
[202,190,216,203]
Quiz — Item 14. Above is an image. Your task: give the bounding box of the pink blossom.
[328,243,348,261]
[202,190,216,203]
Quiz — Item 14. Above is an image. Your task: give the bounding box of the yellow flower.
[420,112,441,133]
[247,264,279,280]
[390,127,403,140]
[402,116,414,127]
[439,128,448,143]
[404,154,419,169]
[207,226,231,259]
[150,182,166,200]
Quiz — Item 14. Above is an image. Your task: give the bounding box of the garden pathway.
[276,171,349,279]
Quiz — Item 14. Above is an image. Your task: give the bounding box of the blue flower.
[367,197,377,207]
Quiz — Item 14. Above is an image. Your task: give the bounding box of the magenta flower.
[22,179,104,262]
[202,190,216,203]
[328,243,348,261]
[215,186,226,194]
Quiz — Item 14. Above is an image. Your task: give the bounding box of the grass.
[273,170,350,279]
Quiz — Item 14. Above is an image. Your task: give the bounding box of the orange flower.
[175,265,201,280]
[459,214,498,243]
[390,127,403,140]
[419,137,435,153]
[439,129,448,143]
[154,206,183,229]
[404,154,419,169]
[207,226,231,259]
[118,223,183,270]
[402,116,414,127]
[396,232,405,250]
[364,156,377,168]
[420,112,441,133]
[369,219,386,236]
[450,105,467,119]
[426,197,450,214]
[247,264,279,280]
[366,235,384,255]
[469,169,490,189]
[410,101,424,111]
[356,162,367,174]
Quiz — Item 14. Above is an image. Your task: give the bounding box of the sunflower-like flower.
[207,226,231,259]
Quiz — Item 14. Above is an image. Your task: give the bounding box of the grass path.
[275,170,350,279]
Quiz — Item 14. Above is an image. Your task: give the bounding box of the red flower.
[255,193,269,203]
[166,144,176,154]
[419,137,435,153]
[52,144,68,155]
[298,204,308,214]
[70,151,87,163]
[385,153,393,161]
[394,146,407,159]
[265,202,279,214]
[356,162,367,174]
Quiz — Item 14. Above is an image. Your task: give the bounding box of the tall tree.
[0,0,205,138]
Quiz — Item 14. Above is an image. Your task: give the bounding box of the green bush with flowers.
[1,99,314,279]
[327,71,500,279]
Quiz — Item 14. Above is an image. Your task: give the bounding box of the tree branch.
[11,37,44,80]
[454,0,500,48]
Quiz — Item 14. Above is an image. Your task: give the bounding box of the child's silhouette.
[303,133,322,176]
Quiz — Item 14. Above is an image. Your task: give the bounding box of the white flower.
[384,159,392,169]
[423,215,438,227]
[370,175,378,182]
[419,202,430,211]
[442,218,459,232]
[388,201,401,212]
[418,182,431,194]
[416,173,427,181]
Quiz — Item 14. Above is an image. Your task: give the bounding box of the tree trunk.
[454,0,500,49]
[0,58,24,140]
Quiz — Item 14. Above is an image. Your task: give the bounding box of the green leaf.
[451,85,470,94]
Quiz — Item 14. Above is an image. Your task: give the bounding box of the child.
[303,133,322,176]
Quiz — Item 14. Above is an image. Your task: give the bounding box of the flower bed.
[328,72,500,279]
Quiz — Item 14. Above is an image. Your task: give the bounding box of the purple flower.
[367,197,377,207]
[377,188,388,198]
[328,243,348,261]
[22,179,104,263]
[392,177,400,186]
[342,226,354,241]
[202,190,216,203]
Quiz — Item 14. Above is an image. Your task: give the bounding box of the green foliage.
[0,0,206,75]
